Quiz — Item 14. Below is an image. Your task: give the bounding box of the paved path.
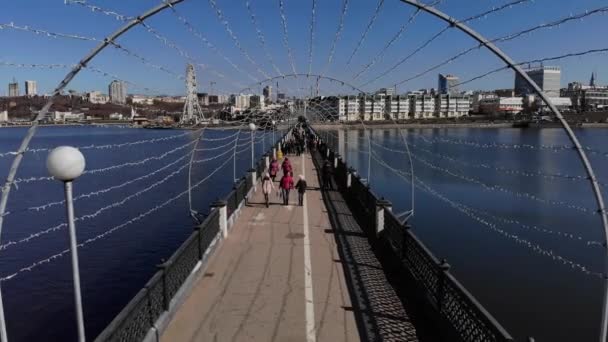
[161,153,359,342]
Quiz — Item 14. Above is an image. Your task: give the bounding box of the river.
[0,126,606,341]
[0,126,277,341]
[322,127,608,341]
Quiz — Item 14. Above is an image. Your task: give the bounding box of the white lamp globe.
[271,120,276,125]
[248,123,256,131]
[47,146,86,181]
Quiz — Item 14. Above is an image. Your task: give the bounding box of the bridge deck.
[161,152,420,342]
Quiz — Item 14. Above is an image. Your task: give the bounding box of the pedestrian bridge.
[95,132,512,342]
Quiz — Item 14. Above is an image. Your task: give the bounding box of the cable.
[345,0,385,66]
[278,0,297,74]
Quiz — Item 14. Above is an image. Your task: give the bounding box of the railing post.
[247,169,257,202]
[193,226,202,260]
[265,154,270,170]
[401,224,411,260]
[347,167,355,189]
[333,153,340,169]
[273,147,277,160]
[437,259,451,313]
[156,259,169,311]
[376,198,392,236]
[210,201,227,238]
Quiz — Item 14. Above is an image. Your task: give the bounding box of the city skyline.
[0,0,605,97]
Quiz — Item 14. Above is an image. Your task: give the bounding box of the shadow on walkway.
[311,151,439,342]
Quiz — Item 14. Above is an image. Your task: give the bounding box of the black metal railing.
[95,209,220,342]
[95,127,293,342]
[309,126,513,342]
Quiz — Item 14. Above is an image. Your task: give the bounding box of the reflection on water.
[329,127,608,341]
[0,126,275,341]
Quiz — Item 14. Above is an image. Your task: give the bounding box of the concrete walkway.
[161,153,359,342]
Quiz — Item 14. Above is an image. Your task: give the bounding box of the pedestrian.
[295,175,307,206]
[269,158,279,182]
[261,173,275,208]
[322,160,333,190]
[279,172,294,206]
[282,157,292,177]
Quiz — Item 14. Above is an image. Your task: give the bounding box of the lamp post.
[272,120,276,145]
[46,146,86,342]
[249,123,256,170]
[271,120,277,160]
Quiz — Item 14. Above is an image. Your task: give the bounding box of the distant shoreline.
[312,122,608,129]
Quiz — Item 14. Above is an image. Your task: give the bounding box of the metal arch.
[398,1,608,340]
[0,1,186,341]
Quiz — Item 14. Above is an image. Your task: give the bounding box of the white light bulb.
[47,146,86,181]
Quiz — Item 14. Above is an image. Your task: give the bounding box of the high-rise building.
[377,87,396,96]
[25,80,37,96]
[109,80,127,104]
[8,79,19,97]
[438,74,459,95]
[514,65,561,97]
[263,85,272,103]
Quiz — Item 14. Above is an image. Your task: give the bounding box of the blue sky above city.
[0,0,606,96]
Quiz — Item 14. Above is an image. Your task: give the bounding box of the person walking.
[279,172,294,206]
[295,175,307,206]
[322,160,333,190]
[269,158,279,182]
[262,173,275,208]
[282,157,292,177]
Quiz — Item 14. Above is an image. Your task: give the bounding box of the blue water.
[1,126,607,341]
[325,127,608,341]
[0,126,278,341]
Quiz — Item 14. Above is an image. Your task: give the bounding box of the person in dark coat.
[322,161,333,190]
[295,175,307,206]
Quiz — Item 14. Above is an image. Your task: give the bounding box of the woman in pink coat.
[269,159,279,182]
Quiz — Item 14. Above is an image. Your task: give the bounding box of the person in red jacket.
[281,157,292,177]
[279,172,295,206]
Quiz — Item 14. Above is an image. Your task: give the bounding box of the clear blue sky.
[0,0,606,96]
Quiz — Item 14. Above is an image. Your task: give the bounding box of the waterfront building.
[385,95,410,120]
[530,96,573,113]
[376,87,396,96]
[438,74,459,95]
[88,91,109,104]
[435,94,470,118]
[51,111,85,122]
[277,93,286,102]
[409,94,435,118]
[471,92,497,113]
[561,79,608,111]
[230,94,252,111]
[8,80,19,97]
[109,80,127,104]
[344,95,360,121]
[478,97,524,115]
[250,95,265,109]
[208,94,229,104]
[263,85,272,104]
[25,80,37,96]
[0,110,7,122]
[197,93,209,106]
[130,95,154,105]
[359,95,373,121]
[357,94,385,121]
[515,65,561,97]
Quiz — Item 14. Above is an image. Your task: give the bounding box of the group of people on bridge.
[260,125,322,207]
